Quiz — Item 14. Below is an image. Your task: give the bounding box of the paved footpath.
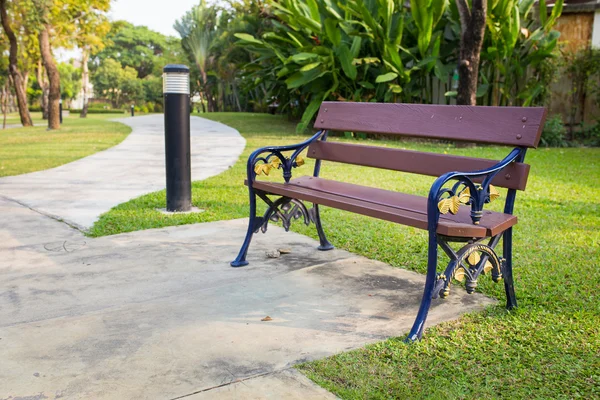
[0,115,245,229]
[0,116,495,399]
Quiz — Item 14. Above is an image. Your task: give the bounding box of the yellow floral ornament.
[467,250,493,274]
[254,155,305,176]
[438,187,470,215]
[270,157,281,169]
[437,185,500,215]
[489,184,500,201]
[453,268,466,282]
[254,163,272,176]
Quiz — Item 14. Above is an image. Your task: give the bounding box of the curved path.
[0,115,494,399]
[0,115,245,229]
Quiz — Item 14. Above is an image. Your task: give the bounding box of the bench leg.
[313,204,334,251]
[503,227,518,309]
[231,189,258,267]
[406,233,439,342]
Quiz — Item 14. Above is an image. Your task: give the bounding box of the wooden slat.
[314,102,547,148]
[251,177,518,238]
[308,141,530,190]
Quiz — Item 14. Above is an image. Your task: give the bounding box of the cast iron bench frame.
[231,102,547,341]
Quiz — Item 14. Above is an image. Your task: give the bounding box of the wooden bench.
[231,102,547,341]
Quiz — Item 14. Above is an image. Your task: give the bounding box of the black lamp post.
[163,64,191,212]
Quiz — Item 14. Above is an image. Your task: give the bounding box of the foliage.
[540,114,567,147]
[565,47,600,135]
[229,0,562,130]
[578,120,600,147]
[235,0,425,131]
[89,112,600,399]
[479,0,563,107]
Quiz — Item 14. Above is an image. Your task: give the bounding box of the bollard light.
[59,98,63,124]
[163,64,191,212]
[131,104,135,117]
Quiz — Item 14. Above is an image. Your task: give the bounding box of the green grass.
[0,112,130,177]
[90,112,600,399]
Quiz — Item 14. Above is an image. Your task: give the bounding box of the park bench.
[231,102,547,341]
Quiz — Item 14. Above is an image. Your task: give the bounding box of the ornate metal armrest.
[427,147,524,226]
[246,130,326,184]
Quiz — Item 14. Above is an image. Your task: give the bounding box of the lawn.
[90,112,600,399]
[0,112,131,177]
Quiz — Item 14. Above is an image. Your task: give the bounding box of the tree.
[120,66,144,106]
[174,0,219,112]
[0,0,32,126]
[37,21,61,129]
[455,0,487,105]
[93,21,170,79]
[91,59,144,108]
[92,58,123,107]
[0,35,10,128]
[58,62,81,106]
[72,0,110,117]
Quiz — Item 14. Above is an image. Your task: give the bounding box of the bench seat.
[252,176,517,238]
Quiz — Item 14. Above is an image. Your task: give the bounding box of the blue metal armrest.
[246,130,326,185]
[426,147,525,228]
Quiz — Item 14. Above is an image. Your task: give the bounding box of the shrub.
[578,120,600,146]
[541,114,567,147]
[69,108,125,114]
[89,102,113,109]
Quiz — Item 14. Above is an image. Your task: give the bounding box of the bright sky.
[109,0,201,37]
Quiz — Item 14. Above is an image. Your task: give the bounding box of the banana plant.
[235,0,410,132]
[483,0,563,106]
[409,0,447,57]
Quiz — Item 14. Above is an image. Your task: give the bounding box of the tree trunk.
[232,81,242,112]
[199,68,216,112]
[205,88,216,112]
[455,0,487,106]
[80,48,89,118]
[0,0,32,126]
[2,81,8,129]
[197,87,206,113]
[38,26,60,129]
[36,61,49,119]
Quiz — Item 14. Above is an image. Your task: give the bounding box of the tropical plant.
[480,0,563,106]
[540,114,567,147]
[565,47,600,137]
[236,0,424,131]
[175,0,221,112]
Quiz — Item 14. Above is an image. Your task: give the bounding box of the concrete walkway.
[0,195,495,399]
[0,116,495,399]
[0,115,245,229]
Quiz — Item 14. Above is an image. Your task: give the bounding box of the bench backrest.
[309,102,547,191]
[314,102,547,147]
